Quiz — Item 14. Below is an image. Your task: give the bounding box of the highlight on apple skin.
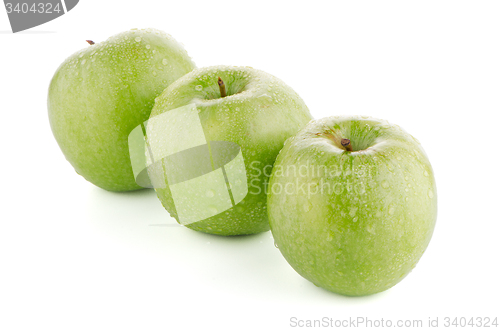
[146,65,313,236]
[48,28,196,191]
[267,116,437,296]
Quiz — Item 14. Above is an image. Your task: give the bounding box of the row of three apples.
[48,28,436,296]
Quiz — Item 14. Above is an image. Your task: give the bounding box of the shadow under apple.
[84,186,382,303]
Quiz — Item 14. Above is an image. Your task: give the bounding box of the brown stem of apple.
[341,138,353,152]
[218,77,226,98]
[86,40,95,45]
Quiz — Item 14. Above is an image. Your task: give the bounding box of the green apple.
[146,66,313,235]
[267,116,437,296]
[48,28,196,191]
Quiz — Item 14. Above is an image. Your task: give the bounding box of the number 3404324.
[5,3,62,14]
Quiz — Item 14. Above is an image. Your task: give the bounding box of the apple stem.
[86,40,95,45]
[218,77,227,98]
[341,138,353,152]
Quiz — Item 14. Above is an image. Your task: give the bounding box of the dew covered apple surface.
[147,66,313,235]
[267,116,437,296]
[48,28,196,191]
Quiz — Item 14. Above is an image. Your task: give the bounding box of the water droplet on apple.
[424,170,429,177]
[352,217,358,222]
[274,241,279,248]
[397,156,402,161]
[135,37,142,42]
[146,44,151,49]
[303,202,312,212]
[195,85,203,91]
[208,206,218,214]
[326,233,333,242]
[428,190,434,198]
[152,71,157,76]
[162,59,168,65]
[206,189,215,198]
[389,206,395,215]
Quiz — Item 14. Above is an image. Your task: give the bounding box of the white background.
[1,1,499,330]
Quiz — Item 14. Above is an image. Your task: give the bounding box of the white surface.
[1,1,499,330]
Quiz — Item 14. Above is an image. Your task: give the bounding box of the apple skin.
[48,28,196,191]
[148,66,313,235]
[267,116,437,296]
